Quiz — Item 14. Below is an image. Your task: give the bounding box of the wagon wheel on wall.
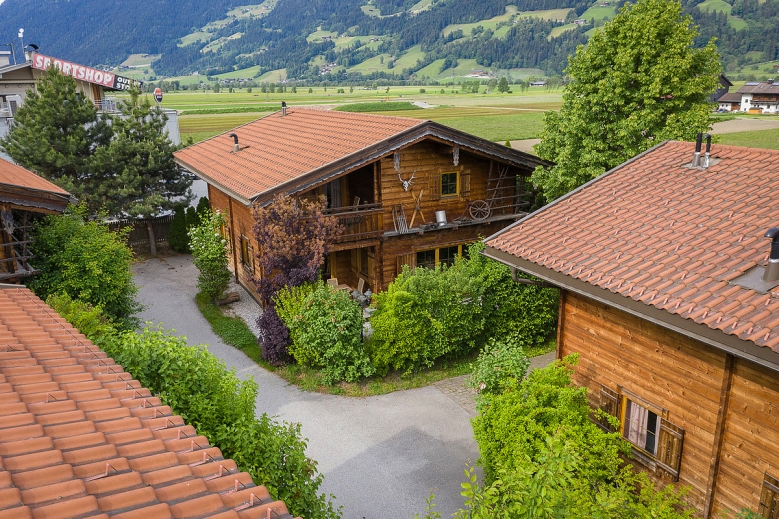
[469,200,490,220]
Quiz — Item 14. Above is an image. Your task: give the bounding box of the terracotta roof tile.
[486,141,779,353]
[0,286,298,519]
[174,109,423,202]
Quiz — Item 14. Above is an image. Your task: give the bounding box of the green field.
[120,54,161,67]
[214,65,263,80]
[717,128,779,150]
[179,31,211,47]
[166,88,561,144]
[549,23,578,39]
[697,0,748,29]
[517,8,572,20]
[441,6,518,37]
[580,4,617,21]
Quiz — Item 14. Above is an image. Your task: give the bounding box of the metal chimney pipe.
[702,133,712,168]
[228,133,239,153]
[692,133,703,168]
[764,227,779,282]
[281,101,287,116]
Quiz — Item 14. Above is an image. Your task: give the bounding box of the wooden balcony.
[324,203,384,243]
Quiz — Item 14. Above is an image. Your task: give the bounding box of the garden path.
[133,255,481,519]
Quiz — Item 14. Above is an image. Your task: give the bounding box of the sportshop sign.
[31,53,137,91]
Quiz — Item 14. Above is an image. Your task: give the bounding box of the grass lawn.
[580,4,616,21]
[549,23,578,39]
[195,290,555,396]
[716,128,779,150]
[214,65,263,79]
[179,31,211,46]
[441,6,517,37]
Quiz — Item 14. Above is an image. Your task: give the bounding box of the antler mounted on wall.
[398,169,417,192]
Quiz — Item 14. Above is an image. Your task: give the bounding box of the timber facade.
[484,140,779,517]
[0,157,72,281]
[175,108,549,301]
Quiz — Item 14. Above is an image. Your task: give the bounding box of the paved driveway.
[132,255,480,519]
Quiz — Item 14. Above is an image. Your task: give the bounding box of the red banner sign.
[30,53,137,91]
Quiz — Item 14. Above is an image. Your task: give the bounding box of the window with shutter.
[759,474,779,519]
[592,389,686,481]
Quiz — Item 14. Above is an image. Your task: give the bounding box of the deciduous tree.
[532,0,720,201]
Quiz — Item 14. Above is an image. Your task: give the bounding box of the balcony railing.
[323,203,384,242]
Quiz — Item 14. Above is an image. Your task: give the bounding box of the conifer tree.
[0,66,112,202]
[91,87,192,253]
[167,204,190,253]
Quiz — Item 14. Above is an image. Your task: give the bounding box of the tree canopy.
[531,0,721,201]
[0,66,112,203]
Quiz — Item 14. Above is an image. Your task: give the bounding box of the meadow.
[146,86,779,150]
[157,86,561,144]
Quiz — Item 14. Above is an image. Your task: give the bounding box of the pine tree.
[0,66,112,203]
[91,87,192,254]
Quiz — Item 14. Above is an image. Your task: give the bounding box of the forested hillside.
[0,0,777,81]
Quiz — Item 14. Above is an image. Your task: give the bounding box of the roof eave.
[482,246,779,372]
[173,157,252,206]
[250,120,551,206]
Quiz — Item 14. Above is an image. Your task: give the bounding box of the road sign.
[153,88,163,103]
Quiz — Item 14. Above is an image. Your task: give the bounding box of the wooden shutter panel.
[429,173,440,201]
[460,169,471,197]
[397,253,416,275]
[248,243,255,273]
[597,386,619,432]
[759,474,779,519]
[656,418,684,481]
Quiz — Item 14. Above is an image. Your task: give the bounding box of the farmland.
[142,86,779,150]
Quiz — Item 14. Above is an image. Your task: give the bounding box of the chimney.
[281,101,287,116]
[691,133,712,168]
[23,43,38,63]
[764,227,779,283]
[228,133,239,153]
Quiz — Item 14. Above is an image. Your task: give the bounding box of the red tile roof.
[0,158,70,196]
[485,141,779,352]
[174,108,423,203]
[0,286,296,519]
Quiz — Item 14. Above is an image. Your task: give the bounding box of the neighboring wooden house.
[0,157,73,281]
[174,107,549,300]
[484,140,779,517]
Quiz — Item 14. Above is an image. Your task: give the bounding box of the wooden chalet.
[174,107,549,299]
[0,157,73,281]
[483,140,779,517]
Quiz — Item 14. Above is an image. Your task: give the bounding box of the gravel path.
[133,255,488,519]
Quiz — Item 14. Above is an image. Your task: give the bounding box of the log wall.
[559,291,727,511]
[560,291,779,517]
[712,359,779,515]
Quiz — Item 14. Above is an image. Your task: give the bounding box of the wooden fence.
[108,215,174,247]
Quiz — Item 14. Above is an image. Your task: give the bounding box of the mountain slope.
[1,0,777,80]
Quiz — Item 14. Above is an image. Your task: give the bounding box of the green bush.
[468,338,529,398]
[51,299,340,519]
[463,356,695,518]
[368,243,558,375]
[167,204,190,252]
[196,196,211,217]
[369,262,484,375]
[28,206,141,328]
[276,282,373,384]
[189,210,231,301]
[186,205,199,231]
